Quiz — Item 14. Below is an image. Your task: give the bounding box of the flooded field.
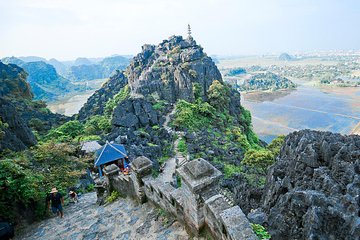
[242,84,360,143]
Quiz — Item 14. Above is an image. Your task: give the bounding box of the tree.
[84,115,111,135]
[243,149,274,175]
[267,135,286,158]
[207,80,230,109]
[46,120,84,142]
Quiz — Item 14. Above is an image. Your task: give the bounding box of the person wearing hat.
[46,188,64,218]
[68,191,78,203]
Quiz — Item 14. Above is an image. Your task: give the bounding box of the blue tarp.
[94,142,128,167]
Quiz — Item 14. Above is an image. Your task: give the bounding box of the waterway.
[242,83,360,143]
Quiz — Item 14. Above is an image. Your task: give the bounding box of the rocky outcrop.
[108,98,172,162]
[0,98,37,151]
[0,62,68,152]
[0,62,32,99]
[77,70,128,121]
[261,130,360,240]
[112,98,160,128]
[127,35,222,103]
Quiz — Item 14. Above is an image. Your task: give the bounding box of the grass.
[177,138,187,154]
[251,223,271,240]
[106,191,121,203]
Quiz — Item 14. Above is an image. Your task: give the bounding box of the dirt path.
[15,192,189,240]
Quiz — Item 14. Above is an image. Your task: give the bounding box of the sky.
[0,0,359,60]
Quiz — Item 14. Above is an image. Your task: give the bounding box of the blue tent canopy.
[94,142,128,167]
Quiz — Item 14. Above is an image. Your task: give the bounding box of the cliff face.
[127,35,222,103]
[0,62,32,99]
[0,62,37,151]
[262,130,360,240]
[77,70,128,121]
[0,98,37,151]
[0,62,68,152]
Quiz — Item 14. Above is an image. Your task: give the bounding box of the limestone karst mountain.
[78,35,253,166]
[66,56,130,81]
[1,57,82,101]
[127,35,223,103]
[0,62,68,151]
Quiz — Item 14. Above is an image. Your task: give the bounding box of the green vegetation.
[0,142,89,222]
[251,223,271,240]
[86,184,95,192]
[46,120,84,142]
[152,100,168,111]
[104,85,130,116]
[172,99,216,131]
[0,119,9,140]
[225,68,246,76]
[45,116,111,143]
[177,138,188,154]
[223,163,243,179]
[84,115,111,135]
[267,135,286,157]
[207,80,230,110]
[156,208,172,225]
[192,82,202,100]
[239,72,297,92]
[243,135,285,175]
[243,149,274,175]
[106,191,121,203]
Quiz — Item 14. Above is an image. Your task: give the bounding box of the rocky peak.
[126,35,222,103]
[261,130,360,239]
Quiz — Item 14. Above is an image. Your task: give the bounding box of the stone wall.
[104,157,257,239]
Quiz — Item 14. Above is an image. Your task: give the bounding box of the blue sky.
[0,0,359,60]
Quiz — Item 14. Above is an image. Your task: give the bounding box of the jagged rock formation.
[77,70,128,121]
[0,62,37,151]
[262,130,360,240]
[239,72,297,92]
[0,62,32,99]
[108,98,172,161]
[0,62,68,152]
[127,35,222,102]
[112,98,160,128]
[0,98,37,151]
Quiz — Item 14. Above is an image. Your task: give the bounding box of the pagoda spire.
[188,24,192,37]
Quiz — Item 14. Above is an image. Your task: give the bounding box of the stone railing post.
[130,156,153,203]
[103,164,120,192]
[176,158,222,235]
